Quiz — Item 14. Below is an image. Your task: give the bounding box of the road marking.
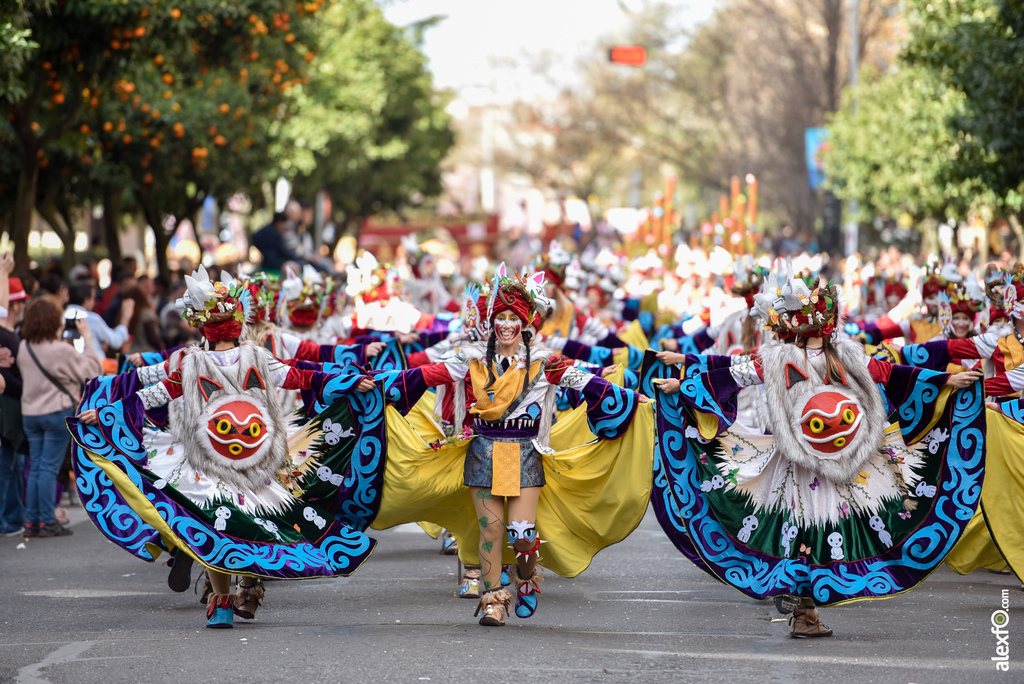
[21,589,163,599]
[16,641,95,684]
[574,646,990,671]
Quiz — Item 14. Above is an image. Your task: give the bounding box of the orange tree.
[273,0,454,252]
[0,0,326,272]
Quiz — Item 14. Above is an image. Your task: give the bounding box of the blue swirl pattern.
[67,362,386,579]
[648,354,987,605]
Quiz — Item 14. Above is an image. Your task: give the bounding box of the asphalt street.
[0,505,1018,684]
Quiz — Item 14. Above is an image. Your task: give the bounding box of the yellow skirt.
[371,399,655,577]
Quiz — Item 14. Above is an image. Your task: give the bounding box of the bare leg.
[506,487,541,578]
[469,487,506,592]
[208,569,232,595]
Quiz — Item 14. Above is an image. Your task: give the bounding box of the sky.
[381,0,718,102]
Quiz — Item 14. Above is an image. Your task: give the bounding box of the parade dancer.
[647,266,985,638]
[369,266,653,626]
[71,268,385,629]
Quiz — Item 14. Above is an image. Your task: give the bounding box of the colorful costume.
[649,268,987,637]
[68,268,386,629]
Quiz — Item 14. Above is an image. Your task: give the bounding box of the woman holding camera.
[17,295,103,537]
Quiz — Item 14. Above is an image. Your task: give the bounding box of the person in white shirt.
[65,281,134,356]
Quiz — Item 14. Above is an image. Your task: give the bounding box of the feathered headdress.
[999,269,1024,320]
[751,263,841,340]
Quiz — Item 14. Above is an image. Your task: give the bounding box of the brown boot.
[195,570,212,605]
[234,577,266,620]
[458,566,481,599]
[474,587,512,626]
[789,599,833,638]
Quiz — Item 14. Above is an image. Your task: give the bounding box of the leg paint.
[470,487,505,593]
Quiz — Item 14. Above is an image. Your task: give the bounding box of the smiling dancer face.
[493,311,523,353]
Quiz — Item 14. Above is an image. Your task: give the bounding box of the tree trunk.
[12,151,39,269]
[138,195,171,281]
[1008,213,1024,264]
[102,185,124,266]
[35,190,76,274]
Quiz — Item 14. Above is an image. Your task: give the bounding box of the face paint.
[494,312,523,345]
[506,520,537,544]
[205,400,269,460]
[951,313,972,339]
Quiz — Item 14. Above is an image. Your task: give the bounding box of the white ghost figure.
[780,522,799,556]
[868,515,893,548]
[254,517,282,540]
[737,514,759,543]
[323,418,344,446]
[915,481,937,498]
[827,531,844,561]
[153,479,168,489]
[710,474,725,490]
[317,466,333,482]
[685,425,711,444]
[303,507,327,530]
[328,473,345,486]
[213,506,231,531]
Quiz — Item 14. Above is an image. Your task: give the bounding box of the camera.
[62,308,88,340]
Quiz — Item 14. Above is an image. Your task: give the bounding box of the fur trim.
[754,339,885,484]
[178,343,289,492]
[206,592,235,616]
[433,384,446,421]
[511,566,544,592]
[474,587,513,616]
[536,384,558,448]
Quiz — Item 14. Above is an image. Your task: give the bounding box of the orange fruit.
[218,103,230,114]
[122,134,132,144]
[162,73,174,84]
[163,90,173,100]
[80,124,91,135]
[214,135,226,146]
[144,173,154,184]
[154,54,165,67]
[171,8,181,19]
[52,93,65,104]
[103,121,114,132]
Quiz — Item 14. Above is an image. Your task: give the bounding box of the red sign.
[609,46,647,66]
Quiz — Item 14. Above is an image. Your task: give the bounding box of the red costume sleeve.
[984,375,1016,397]
[543,354,574,385]
[407,350,431,368]
[281,367,319,391]
[947,338,980,360]
[867,358,893,384]
[420,362,454,388]
[293,339,322,362]
[873,316,905,341]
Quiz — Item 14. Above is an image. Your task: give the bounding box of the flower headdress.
[345,251,396,303]
[176,266,253,344]
[921,259,962,302]
[730,256,769,308]
[279,264,326,328]
[751,263,841,341]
